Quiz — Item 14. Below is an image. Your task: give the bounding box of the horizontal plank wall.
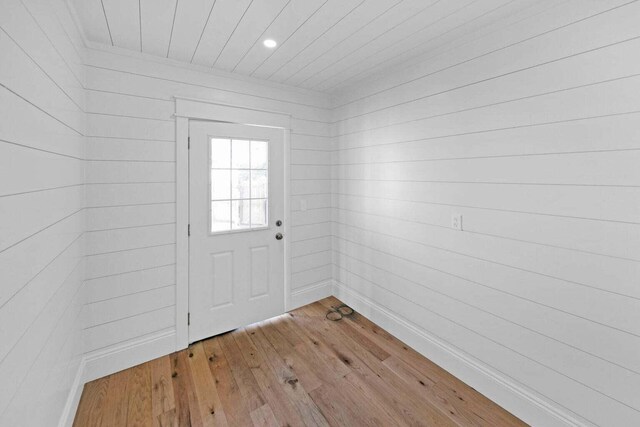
[0,0,86,425]
[330,0,640,426]
[82,45,333,379]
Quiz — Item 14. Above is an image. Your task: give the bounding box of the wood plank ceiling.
[71,0,539,93]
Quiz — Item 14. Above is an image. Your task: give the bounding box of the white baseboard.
[58,358,86,427]
[58,329,176,426]
[83,329,176,383]
[332,281,588,427]
[289,280,333,310]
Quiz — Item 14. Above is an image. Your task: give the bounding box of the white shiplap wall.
[330,1,640,426]
[82,45,333,372]
[0,0,86,425]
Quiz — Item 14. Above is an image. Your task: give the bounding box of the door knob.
[275,232,283,240]
[275,220,282,227]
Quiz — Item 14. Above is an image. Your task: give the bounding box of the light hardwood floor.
[73,297,528,426]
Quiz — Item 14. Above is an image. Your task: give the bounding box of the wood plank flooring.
[73,297,528,426]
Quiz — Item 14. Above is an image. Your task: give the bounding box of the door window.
[210,138,269,233]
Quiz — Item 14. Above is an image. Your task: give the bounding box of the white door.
[188,121,285,343]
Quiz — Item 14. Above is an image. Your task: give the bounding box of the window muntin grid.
[210,137,268,233]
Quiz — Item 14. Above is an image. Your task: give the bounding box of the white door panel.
[189,121,285,343]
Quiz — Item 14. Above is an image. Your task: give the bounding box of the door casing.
[174,97,292,350]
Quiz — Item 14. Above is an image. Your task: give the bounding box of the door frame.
[174,96,292,350]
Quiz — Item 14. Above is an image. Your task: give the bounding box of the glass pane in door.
[210,137,269,233]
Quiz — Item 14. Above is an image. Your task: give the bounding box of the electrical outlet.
[451,213,463,231]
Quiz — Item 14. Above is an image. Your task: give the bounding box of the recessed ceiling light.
[263,39,277,48]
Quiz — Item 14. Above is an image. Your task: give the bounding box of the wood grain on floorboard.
[73,297,528,427]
